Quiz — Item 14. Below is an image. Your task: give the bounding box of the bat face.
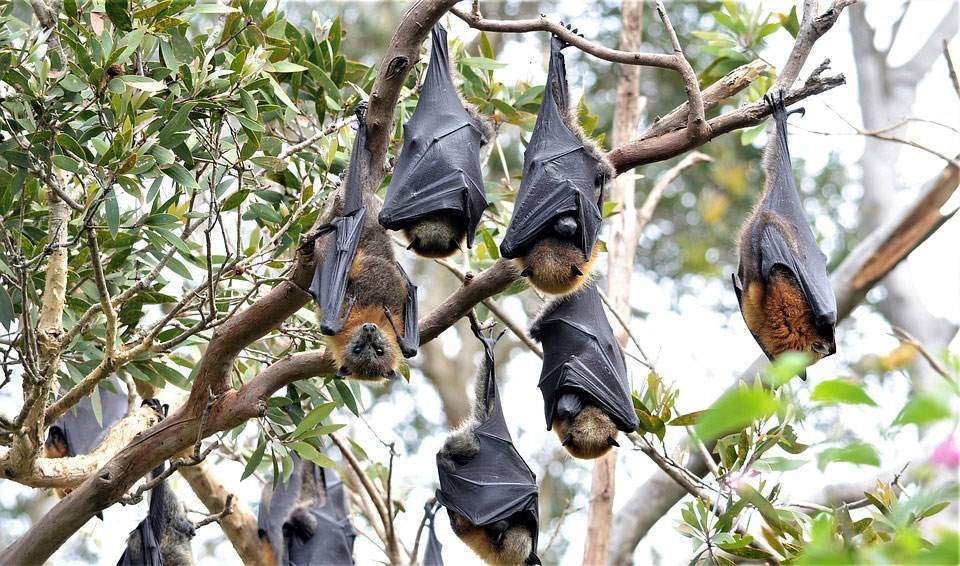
[326,311,400,381]
[519,238,599,296]
[449,512,535,566]
[552,396,619,459]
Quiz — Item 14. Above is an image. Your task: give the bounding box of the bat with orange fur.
[310,104,419,381]
[733,90,837,378]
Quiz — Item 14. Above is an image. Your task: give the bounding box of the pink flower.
[931,436,960,470]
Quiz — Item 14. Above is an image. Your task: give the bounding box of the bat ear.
[561,433,574,447]
[337,365,351,378]
[520,266,533,278]
[570,265,583,277]
[607,436,620,448]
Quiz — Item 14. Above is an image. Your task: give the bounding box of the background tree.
[0,0,957,564]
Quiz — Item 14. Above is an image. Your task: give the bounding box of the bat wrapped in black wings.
[310,103,419,381]
[118,464,195,566]
[436,323,540,565]
[44,375,131,510]
[530,284,639,460]
[733,90,837,378]
[258,455,355,565]
[379,23,492,259]
[499,32,614,296]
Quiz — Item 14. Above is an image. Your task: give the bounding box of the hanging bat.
[733,90,837,378]
[44,376,133,509]
[258,455,355,565]
[379,23,493,259]
[436,321,540,565]
[499,31,614,296]
[117,464,196,566]
[310,103,419,381]
[530,284,639,460]
[422,500,444,566]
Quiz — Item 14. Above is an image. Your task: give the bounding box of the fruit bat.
[422,501,444,566]
[258,455,355,565]
[499,31,614,296]
[44,375,131,512]
[733,90,837,378]
[44,375,128,459]
[310,103,419,380]
[436,322,540,565]
[530,283,639,459]
[379,23,493,259]
[117,464,196,566]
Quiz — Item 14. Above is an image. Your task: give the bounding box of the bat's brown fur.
[317,193,411,381]
[741,265,828,360]
[43,430,71,500]
[520,240,599,296]
[449,513,533,565]
[402,214,465,259]
[552,405,619,460]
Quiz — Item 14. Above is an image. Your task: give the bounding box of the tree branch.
[178,460,262,564]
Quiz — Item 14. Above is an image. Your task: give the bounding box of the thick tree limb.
[178,460,263,564]
[0,404,162,489]
[607,159,959,563]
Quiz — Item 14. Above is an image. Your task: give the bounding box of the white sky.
[2,2,959,565]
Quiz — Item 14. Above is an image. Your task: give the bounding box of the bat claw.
[407,238,420,251]
[336,365,351,378]
[561,433,573,447]
[570,265,583,277]
[607,436,620,447]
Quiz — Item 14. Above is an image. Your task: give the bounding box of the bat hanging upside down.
[499,29,613,297]
[311,104,419,381]
[733,89,837,377]
[436,322,540,565]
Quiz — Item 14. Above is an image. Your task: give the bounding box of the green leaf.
[291,402,336,439]
[239,89,258,119]
[119,75,167,93]
[695,388,779,441]
[781,6,800,38]
[290,441,336,468]
[479,228,500,260]
[335,379,359,416]
[268,77,300,114]
[90,385,103,427]
[150,145,176,166]
[187,3,239,14]
[667,410,706,426]
[765,351,811,386]
[740,123,765,146]
[817,442,880,471]
[0,285,15,330]
[811,379,877,406]
[918,500,951,520]
[52,155,81,173]
[133,0,172,20]
[241,437,266,480]
[161,163,200,190]
[222,190,250,211]
[56,133,86,159]
[105,190,120,237]
[754,456,807,472]
[460,57,507,70]
[268,61,308,73]
[105,0,133,31]
[893,395,952,427]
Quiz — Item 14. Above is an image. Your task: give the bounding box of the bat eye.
[352,346,363,355]
[375,348,384,356]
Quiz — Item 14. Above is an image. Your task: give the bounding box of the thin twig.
[192,494,234,529]
[944,40,960,103]
[891,327,957,387]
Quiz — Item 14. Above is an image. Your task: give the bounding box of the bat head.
[450,511,535,566]
[519,235,598,296]
[403,213,466,259]
[552,395,619,460]
[44,425,69,458]
[340,322,399,380]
